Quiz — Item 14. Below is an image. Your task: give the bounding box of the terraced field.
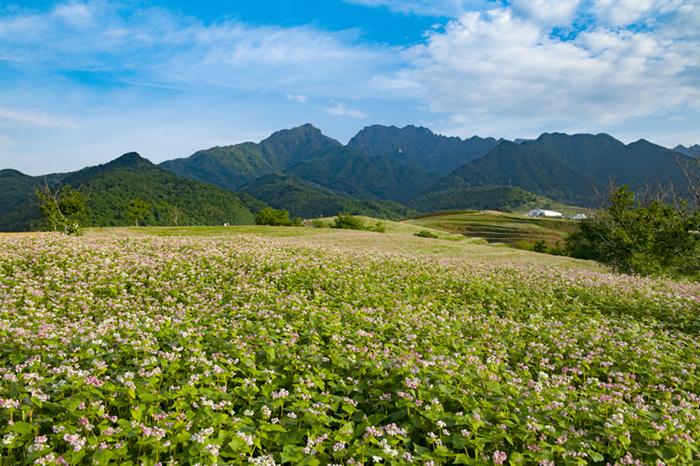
[406,211,579,246]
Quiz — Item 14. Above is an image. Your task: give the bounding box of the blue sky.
[1,0,699,175]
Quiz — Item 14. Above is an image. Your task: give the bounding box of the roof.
[527,209,562,217]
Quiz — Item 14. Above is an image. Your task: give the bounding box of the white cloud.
[324,102,369,118]
[341,0,492,17]
[408,5,700,125]
[287,94,307,103]
[52,1,93,26]
[0,108,78,128]
[511,0,582,26]
[590,0,686,27]
[0,1,400,98]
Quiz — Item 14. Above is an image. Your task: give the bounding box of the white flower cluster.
[249,454,277,466]
[190,427,214,444]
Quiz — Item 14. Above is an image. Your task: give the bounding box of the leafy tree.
[127,198,150,226]
[35,184,88,235]
[331,213,366,230]
[566,185,700,277]
[254,208,301,226]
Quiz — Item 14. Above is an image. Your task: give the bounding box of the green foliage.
[329,213,384,232]
[126,197,150,226]
[566,186,700,277]
[35,184,88,234]
[254,208,301,227]
[414,229,439,239]
[310,219,329,228]
[532,240,548,253]
[331,213,367,230]
[514,240,533,250]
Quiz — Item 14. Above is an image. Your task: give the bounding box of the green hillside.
[530,133,686,187]
[286,147,440,204]
[238,173,419,220]
[412,141,605,208]
[0,169,69,216]
[408,186,575,213]
[347,124,498,175]
[160,124,342,191]
[0,153,267,232]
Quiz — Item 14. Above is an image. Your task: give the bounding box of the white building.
[571,214,587,220]
[527,209,562,218]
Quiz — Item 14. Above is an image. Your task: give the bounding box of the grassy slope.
[406,211,579,246]
[83,215,604,272]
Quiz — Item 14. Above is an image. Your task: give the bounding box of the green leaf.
[414,445,431,457]
[661,446,679,460]
[437,384,456,395]
[10,421,33,435]
[93,449,114,466]
[298,456,321,466]
[71,450,86,465]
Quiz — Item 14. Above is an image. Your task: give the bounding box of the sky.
[1,0,699,175]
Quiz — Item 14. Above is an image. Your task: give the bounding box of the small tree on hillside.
[566,183,700,277]
[35,183,88,235]
[127,198,150,227]
[255,208,302,226]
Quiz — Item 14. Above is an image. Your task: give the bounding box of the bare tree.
[673,148,700,210]
[169,205,184,226]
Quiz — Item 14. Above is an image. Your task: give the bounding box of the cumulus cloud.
[287,94,307,103]
[408,4,700,125]
[324,102,369,118]
[511,0,583,26]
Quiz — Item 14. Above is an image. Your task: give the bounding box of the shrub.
[532,240,549,253]
[372,221,386,233]
[254,208,301,227]
[332,213,367,231]
[310,219,329,228]
[513,240,532,250]
[414,229,439,239]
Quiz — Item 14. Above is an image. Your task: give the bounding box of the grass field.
[83,218,604,272]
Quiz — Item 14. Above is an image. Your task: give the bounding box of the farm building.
[527,209,562,218]
[571,214,587,220]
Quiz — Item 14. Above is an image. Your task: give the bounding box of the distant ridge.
[1,124,693,232]
[160,124,342,191]
[347,124,498,176]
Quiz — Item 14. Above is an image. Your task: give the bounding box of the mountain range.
[0,123,693,231]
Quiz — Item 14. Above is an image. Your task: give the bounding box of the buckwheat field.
[1,235,699,466]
